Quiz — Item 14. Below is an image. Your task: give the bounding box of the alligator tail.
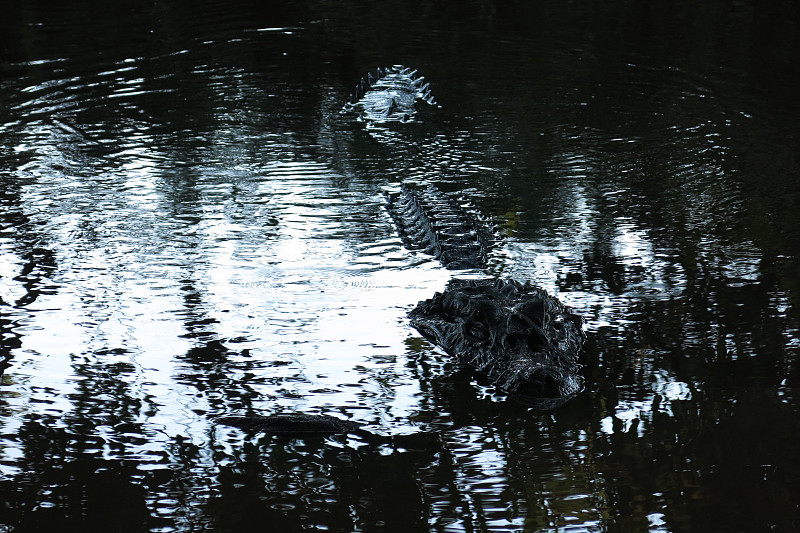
[347,65,437,107]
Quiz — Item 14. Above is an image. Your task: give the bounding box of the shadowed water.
[1,1,799,531]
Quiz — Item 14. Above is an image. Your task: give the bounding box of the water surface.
[1,1,799,531]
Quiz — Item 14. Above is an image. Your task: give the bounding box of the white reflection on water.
[1,140,460,456]
[496,178,686,332]
[602,374,693,436]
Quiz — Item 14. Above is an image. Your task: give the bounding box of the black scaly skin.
[385,184,586,407]
[409,278,586,408]
[385,184,491,270]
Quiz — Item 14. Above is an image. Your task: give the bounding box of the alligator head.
[409,278,585,408]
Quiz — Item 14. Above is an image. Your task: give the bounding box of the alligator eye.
[509,313,533,331]
[464,320,490,343]
[471,297,498,322]
[513,300,547,328]
[443,292,470,314]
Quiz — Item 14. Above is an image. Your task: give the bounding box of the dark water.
[1,1,799,531]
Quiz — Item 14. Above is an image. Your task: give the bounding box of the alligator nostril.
[466,323,489,343]
[518,367,562,398]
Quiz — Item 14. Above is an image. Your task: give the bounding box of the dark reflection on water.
[1,0,800,531]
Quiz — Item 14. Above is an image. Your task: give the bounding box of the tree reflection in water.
[1,0,799,531]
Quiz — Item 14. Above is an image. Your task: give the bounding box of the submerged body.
[385,184,491,270]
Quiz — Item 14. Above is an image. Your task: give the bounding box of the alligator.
[341,66,587,406]
[341,65,437,124]
[385,182,586,408]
